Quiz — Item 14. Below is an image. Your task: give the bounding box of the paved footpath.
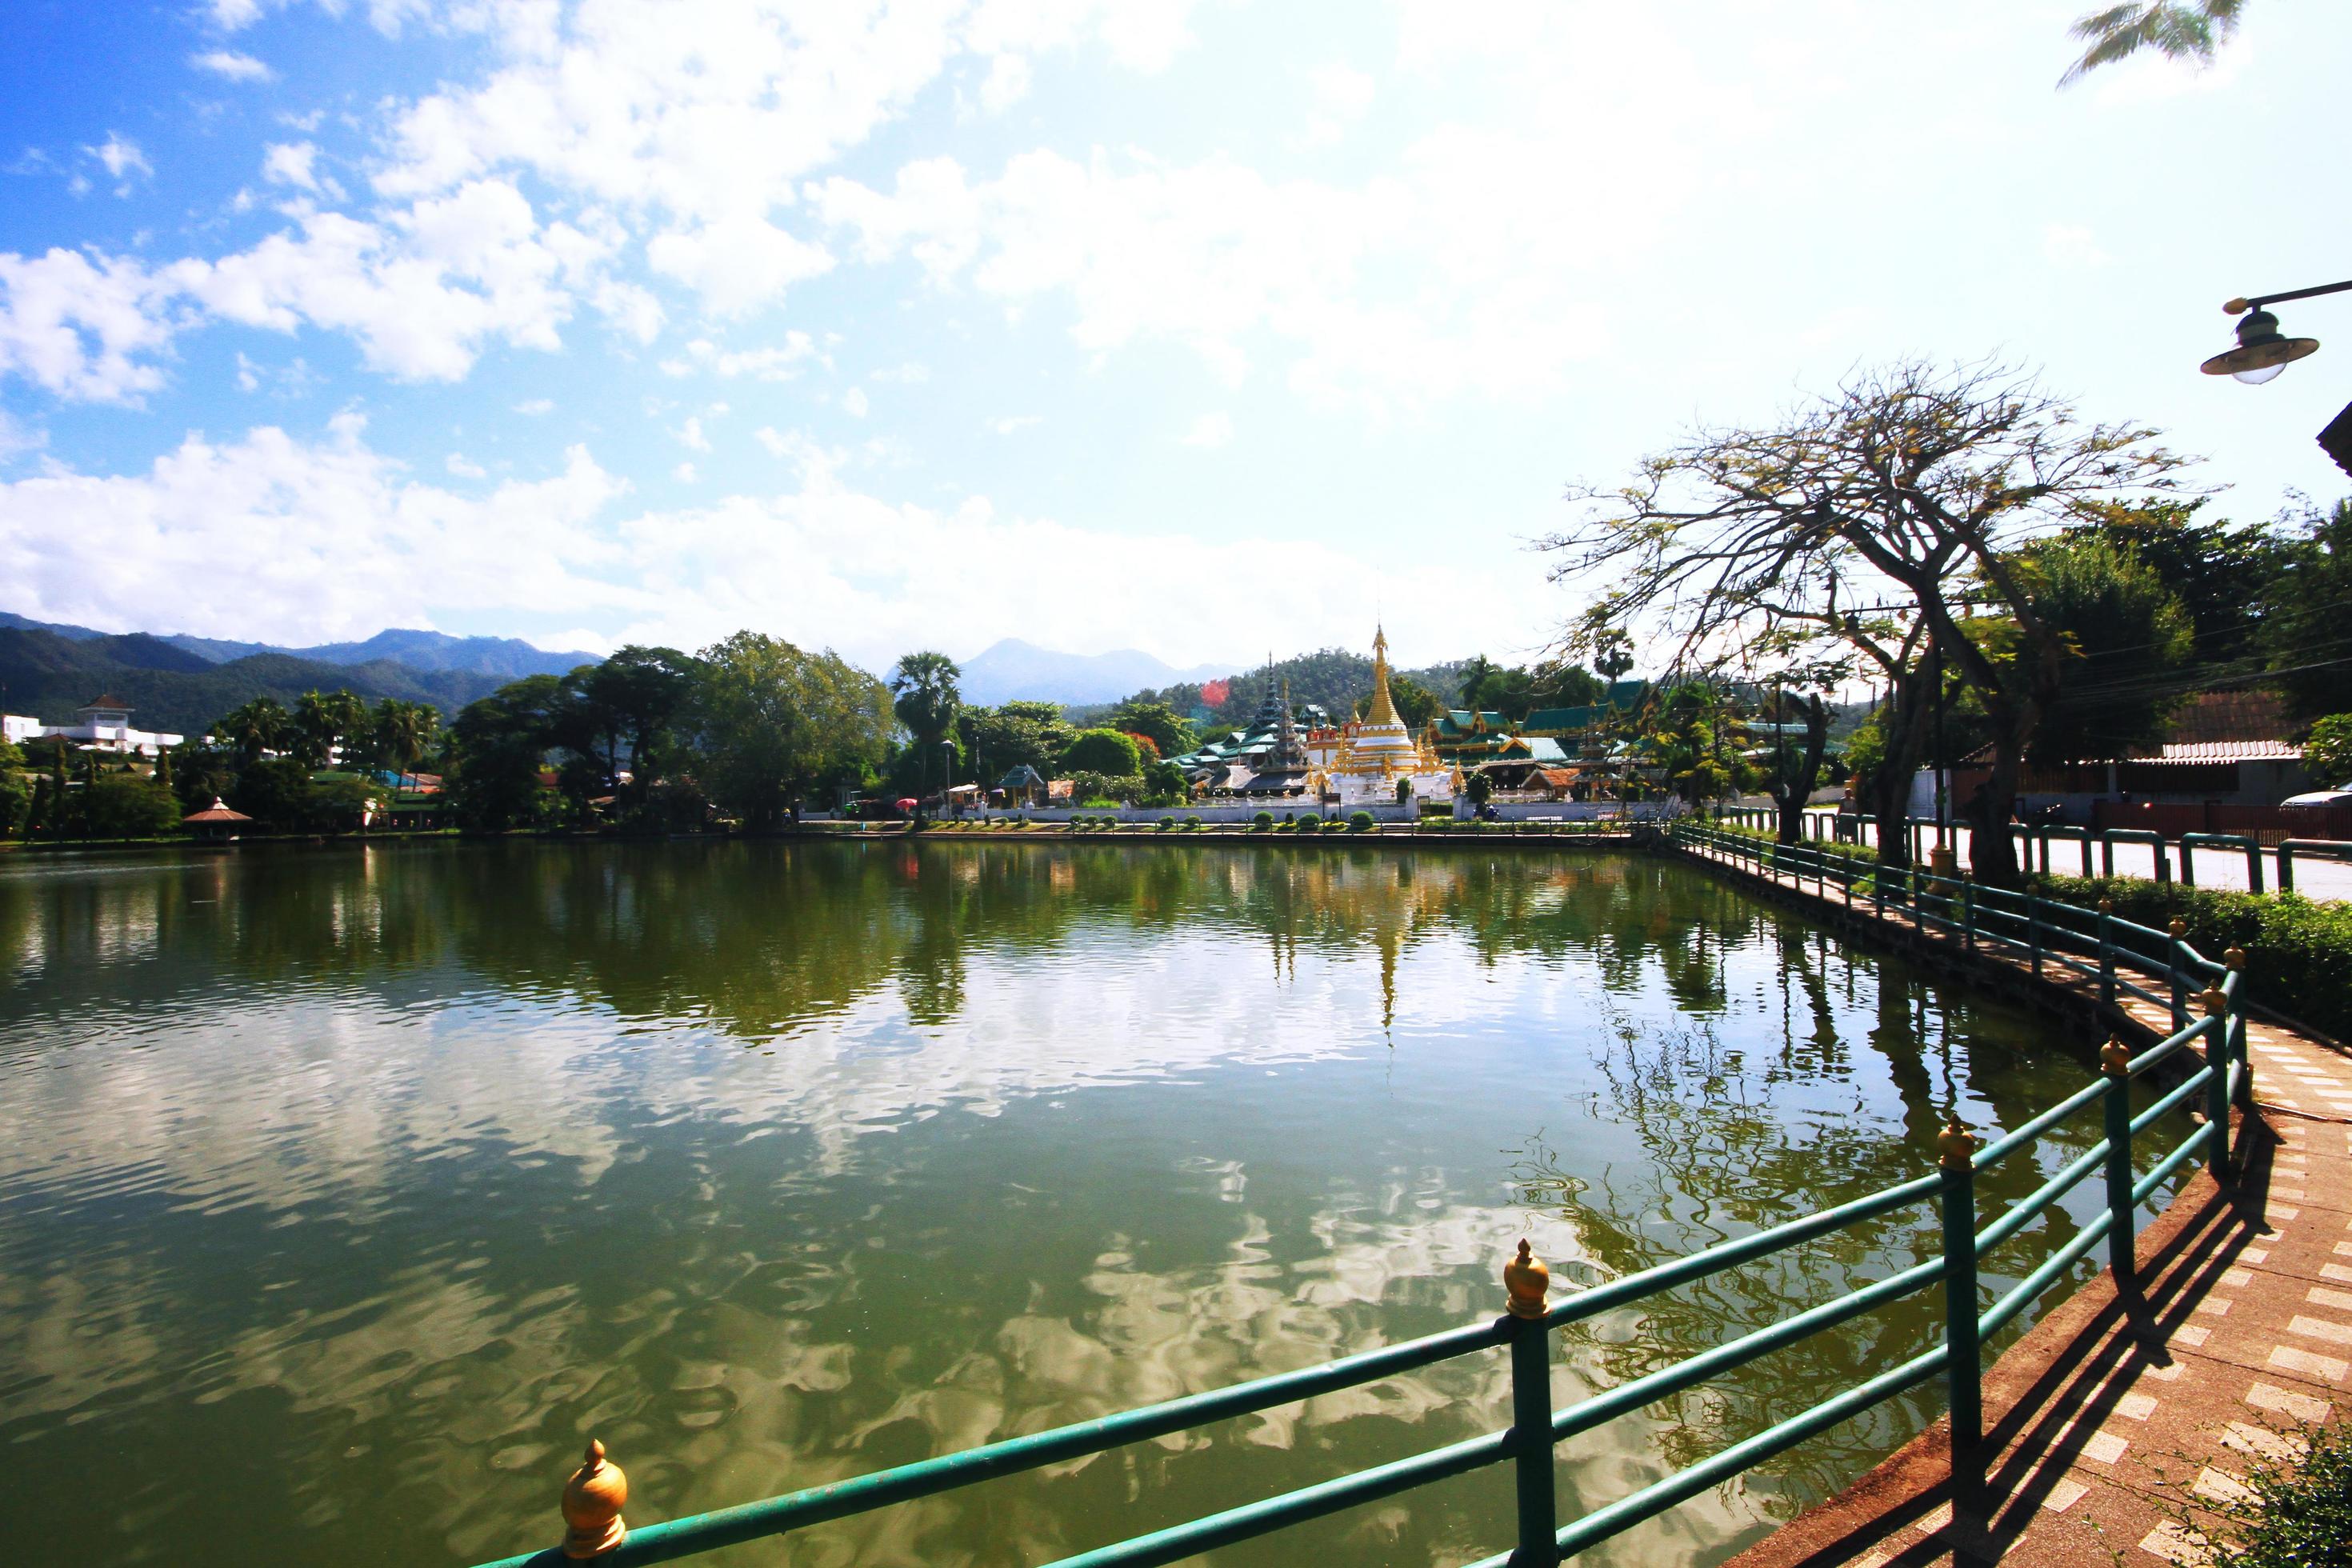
[1685,842,2351,1568]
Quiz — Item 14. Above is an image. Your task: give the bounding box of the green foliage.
[447,674,566,831]
[2305,714,2352,784]
[2036,874,2352,1043]
[1349,810,1375,832]
[1157,816,1174,831]
[77,774,181,838]
[1250,810,1273,831]
[1061,728,1144,776]
[2013,531,2195,764]
[2061,2,2245,86]
[957,702,1074,783]
[1108,698,1196,758]
[1182,814,1201,830]
[1466,770,1494,806]
[2195,1400,2352,1568]
[890,651,962,748]
[690,632,893,830]
[2264,498,2352,722]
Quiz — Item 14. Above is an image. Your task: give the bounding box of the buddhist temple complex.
[1302,626,1458,808]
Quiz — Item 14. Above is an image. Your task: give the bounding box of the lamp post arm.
[2229,278,2352,314]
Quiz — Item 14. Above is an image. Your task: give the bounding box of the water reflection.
[0,842,2126,1567]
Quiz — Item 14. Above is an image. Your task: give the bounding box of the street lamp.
[2201,277,2352,479]
[2198,279,2346,382]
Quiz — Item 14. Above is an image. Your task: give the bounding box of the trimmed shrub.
[1158,816,1174,831]
[1350,811,1375,833]
[2178,1406,2352,1568]
[1251,811,1274,832]
[2033,874,2352,1042]
[1183,814,1202,830]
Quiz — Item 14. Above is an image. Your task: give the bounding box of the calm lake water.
[0,841,2151,1567]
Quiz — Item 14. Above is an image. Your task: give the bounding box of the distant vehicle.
[2281,786,2352,808]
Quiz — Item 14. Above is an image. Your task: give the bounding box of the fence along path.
[463,828,2278,1568]
[1678,825,2348,1568]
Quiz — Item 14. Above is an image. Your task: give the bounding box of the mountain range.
[955,638,1235,706]
[0,613,598,738]
[0,613,596,679]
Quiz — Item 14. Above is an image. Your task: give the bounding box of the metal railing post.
[1961,879,1976,954]
[1503,1241,1559,1567]
[2201,983,2233,1179]
[2168,918,2189,1034]
[2225,946,2251,1107]
[2026,891,2042,978]
[2101,1038,2135,1286]
[1938,1116,1983,1506]
[2097,898,2116,1006]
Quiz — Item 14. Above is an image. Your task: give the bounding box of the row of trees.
[1546,358,2350,886]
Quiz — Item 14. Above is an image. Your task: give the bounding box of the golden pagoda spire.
[1366,624,1400,727]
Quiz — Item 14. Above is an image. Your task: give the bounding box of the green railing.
[478,822,2248,1568]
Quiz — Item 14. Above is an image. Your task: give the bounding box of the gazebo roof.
[182,797,254,824]
[998,764,1046,789]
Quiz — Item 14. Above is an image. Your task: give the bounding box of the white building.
[4,695,185,756]
[1305,627,1460,809]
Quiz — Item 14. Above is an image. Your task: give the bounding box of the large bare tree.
[1542,360,2197,886]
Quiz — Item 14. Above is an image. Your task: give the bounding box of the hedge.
[2191,1408,2352,1568]
[2031,874,2352,1043]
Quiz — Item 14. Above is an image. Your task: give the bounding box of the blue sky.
[1,0,2346,676]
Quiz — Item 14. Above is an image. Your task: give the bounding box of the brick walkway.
[1678,842,2350,1568]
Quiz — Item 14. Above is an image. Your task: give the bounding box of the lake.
[0,841,2142,1567]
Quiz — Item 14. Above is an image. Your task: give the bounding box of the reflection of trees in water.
[4,845,1764,1047]
[1506,928,2112,1522]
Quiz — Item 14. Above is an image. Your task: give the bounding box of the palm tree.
[215,697,289,767]
[372,699,438,779]
[2061,2,2244,85]
[890,652,962,790]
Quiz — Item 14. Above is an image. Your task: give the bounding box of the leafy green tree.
[215,697,289,768]
[82,773,182,838]
[0,738,27,838]
[2305,714,2352,786]
[1107,698,1196,758]
[2011,532,2196,763]
[2075,499,2280,667]
[2061,2,2243,85]
[171,744,238,815]
[689,632,892,829]
[447,675,566,831]
[291,689,366,768]
[370,698,441,777]
[958,702,1074,782]
[890,651,962,747]
[2262,498,2352,722]
[1142,759,1190,806]
[578,645,698,806]
[1544,359,2194,886]
[1060,728,1143,776]
[231,758,320,831]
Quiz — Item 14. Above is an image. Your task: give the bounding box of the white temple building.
[3,695,185,756]
[1305,628,1459,808]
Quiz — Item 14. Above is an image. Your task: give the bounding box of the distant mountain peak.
[956,639,1236,706]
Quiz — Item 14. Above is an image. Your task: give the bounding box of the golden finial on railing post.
[561,1439,628,1559]
[2199,983,2228,1018]
[1503,1238,1550,1319]
[2168,917,2187,941]
[2101,1036,2131,1078]
[2097,898,2113,914]
[2223,946,2246,971]
[1937,1114,1978,1173]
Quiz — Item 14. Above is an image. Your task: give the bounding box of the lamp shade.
[2201,307,2320,380]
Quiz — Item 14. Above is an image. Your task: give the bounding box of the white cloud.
[2042,222,2110,270]
[1179,410,1231,448]
[261,141,323,192]
[674,415,710,452]
[1302,62,1374,146]
[0,410,46,463]
[673,461,698,482]
[445,452,487,478]
[842,386,869,417]
[0,418,633,644]
[989,414,1042,434]
[513,398,553,414]
[660,332,820,380]
[0,248,178,403]
[192,50,276,82]
[89,134,151,182]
